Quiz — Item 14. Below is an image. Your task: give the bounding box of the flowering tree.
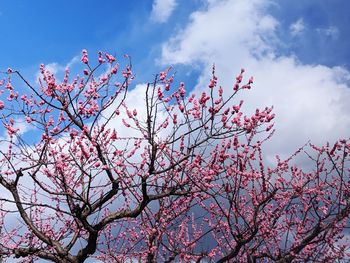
[0,50,349,263]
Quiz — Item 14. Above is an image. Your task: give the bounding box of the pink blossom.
[25,116,32,123]
[173,114,177,124]
[159,71,167,81]
[0,54,347,263]
[105,53,116,63]
[98,51,105,64]
[110,130,117,140]
[248,76,254,84]
[122,119,130,127]
[81,49,89,64]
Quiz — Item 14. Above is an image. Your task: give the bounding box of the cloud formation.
[317,25,340,39]
[151,0,177,23]
[160,0,350,159]
[290,18,305,37]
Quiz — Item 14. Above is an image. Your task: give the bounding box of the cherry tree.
[0,50,349,262]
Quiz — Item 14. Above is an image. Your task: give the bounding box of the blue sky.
[0,0,198,82]
[270,0,350,67]
[1,0,350,158]
[0,0,349,70]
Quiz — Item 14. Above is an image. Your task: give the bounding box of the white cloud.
[160,0,350,159]
[66,55,80,68]
[151,0,177,23]
[161,0,278,65]
[317,25,339,39]
[290,18,305,36]
[35,55,80,84]
[41,56,80,75]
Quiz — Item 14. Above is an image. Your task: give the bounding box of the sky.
[0,0,349,156]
